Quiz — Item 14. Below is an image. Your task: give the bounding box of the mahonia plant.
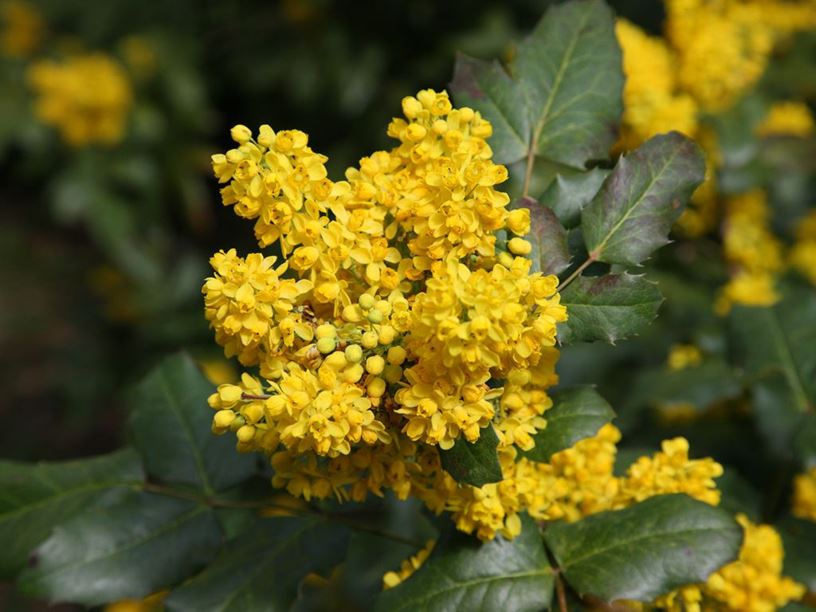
[1,1,815,611]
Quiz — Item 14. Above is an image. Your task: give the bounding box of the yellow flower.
[382,540,436,590]
[704,515,805,611]
[0,0,43,57]
[617,437,723,507]
[792,467,816,521]
[28,53,132,146]
[757,101,815,138]
[667,344,702,371]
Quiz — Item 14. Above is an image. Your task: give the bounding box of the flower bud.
[365,355,385,375]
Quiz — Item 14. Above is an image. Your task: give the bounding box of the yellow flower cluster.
[204,89,571,534]
[382,540,436,590]
[667,344,702,371]
[757,101,816,138]
[715,190,785,314]
[27,53,132,146]
[616,1,816,237]
[793,466,816,521]
[791,211,816,286]
[205,90,730,545]
[658,515,805,612]
[0,0,42,57]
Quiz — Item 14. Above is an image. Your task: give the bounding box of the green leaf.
[582,132,706,266]
[19,491,223,606]
[0,449,143,579]
[558,273,663,344]
[777,516,816,593]
[451,0,622,168]
[374,514,553,612]
[626,360,742,413]
[522,387,615,462]
[544,494,742,603]
[165,517,349,612]
[440,425,502,487]
[540,167,609,228]
[515,0,622,168]
[730,291,816,452]
[128,352,257,494]
[512,196,570,276]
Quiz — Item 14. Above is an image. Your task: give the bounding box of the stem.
[555,573,568,612]
[557,254,596,292]
[522,132,539,198]
[242,393,271,400]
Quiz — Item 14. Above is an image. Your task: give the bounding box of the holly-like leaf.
[730,291,816,453]
[18,491,223,606]
[512,196,570,276]
[165,517,349,612]
[449,55,529,165]
[440,425,502,487]
[557,273,663,344]
[582,132,705,266]
[0,449,143,579]
[128,352,257,494]
[540,167,609,228]
[544,494,742,603]
[374,514,553,612]
[451,0,622,168]
[522,387,615,462]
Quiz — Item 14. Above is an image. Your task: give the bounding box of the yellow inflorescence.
[792,466,816,521]
[715,190,784,314]
[205,90,731,544]
[667,344,702,371]
[27,53,132,146]
[757,101,816,138]
[0,0,43,57]
[616,1,816,238]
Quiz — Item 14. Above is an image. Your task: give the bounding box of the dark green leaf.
[730,291,816,453]
[128,352,257,494]
[626,360,742,413]
[522,387,615,462]
[165,517,348,612]
[544,494,742,603]
[540,167,609,228]
[451,0,622,168]
[515,0,622,168]
[778,516,816,592]
[440,425,502,487]
[512,196,570,276]
[374,514,553,612]
[19,491,222,606]
[558,273,663,344]
[582,132,705,266]
[0,449,142,579]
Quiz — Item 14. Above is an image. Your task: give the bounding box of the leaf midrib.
[555,524,736,569]
[388,567,553,612]
[25,504,211,582]
[588,146,681,260]
[155,366,215,494]
[765,308,811,413]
